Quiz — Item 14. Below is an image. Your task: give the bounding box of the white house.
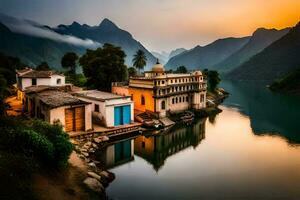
[73,90,134,128]
[25,87,92,132]
[16,68,66,101]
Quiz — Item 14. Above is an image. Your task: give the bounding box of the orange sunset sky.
[0,0,300,51]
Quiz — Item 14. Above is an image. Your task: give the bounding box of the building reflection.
[134,118,206,171]
[95,138,135,169]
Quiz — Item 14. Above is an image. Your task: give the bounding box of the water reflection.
[96,119,207,170]
[95,138,134,169]
[134,118,206,171]
[221,80,300,144]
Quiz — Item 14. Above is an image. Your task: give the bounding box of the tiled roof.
[19,70,64,78]
[37,90,90,108]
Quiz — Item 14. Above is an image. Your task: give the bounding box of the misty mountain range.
[0,13,299,82]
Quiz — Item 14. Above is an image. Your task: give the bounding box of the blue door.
[114,105,131,126]
[114,106,122,126]
[122,105,131,125]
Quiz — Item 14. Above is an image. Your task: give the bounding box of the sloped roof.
[37,90,90,108]
[18,70,64,78]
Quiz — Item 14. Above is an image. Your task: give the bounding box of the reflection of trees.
[134,118,207,171]
[221,80,300,144]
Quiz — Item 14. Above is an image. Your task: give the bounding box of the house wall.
[50,75,65,86]
[49,104,92,132]
[76,96,134,128]
[112,86,129,96]
[129,87,154,112]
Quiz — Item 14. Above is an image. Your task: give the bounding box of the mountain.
[53,19,157,69]
[169,48,186,59]
[0,22,86,69]
[151,51,169,64]
[215,28,290,72]
[228,22,300,82]
[165,37,250,70]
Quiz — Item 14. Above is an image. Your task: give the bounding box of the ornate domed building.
[112,60,207,118]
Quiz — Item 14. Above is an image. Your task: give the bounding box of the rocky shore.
[70,135,115,197]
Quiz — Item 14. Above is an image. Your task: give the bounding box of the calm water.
[101,80,300,200]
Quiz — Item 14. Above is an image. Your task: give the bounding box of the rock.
[82,152,89,157]
[83,177,104,193]
[88,148,95,153]
[88,162,96,168]
[87,171,101,181]
[93,138,101,144]
[83,141,92,149]
[100,171,110,179]
[92,143,98,148]
[102,136,109,142]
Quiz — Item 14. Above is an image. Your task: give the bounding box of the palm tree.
[132,50,147,74]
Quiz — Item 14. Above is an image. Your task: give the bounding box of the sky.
[0,0,300,52]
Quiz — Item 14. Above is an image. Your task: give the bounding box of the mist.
[0,13,101,49]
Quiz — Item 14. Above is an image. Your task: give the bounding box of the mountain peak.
[70,21,81,27]
[99,18,118,30]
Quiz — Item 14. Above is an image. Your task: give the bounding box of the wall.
[49,104,92,132]
[50,74,65,86]
[129,87,154,112]
[112,86,129,96]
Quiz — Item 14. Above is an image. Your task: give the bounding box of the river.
[99,80,300,199]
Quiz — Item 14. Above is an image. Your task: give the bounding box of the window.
[142,141,145,148]
[171,80,173,83]
[200,94,205,103]
[131,94,133,100]
[186,96,189,102]
[161,101,166,110]
[56,78,61,85]
[162,81,165,84]
[172,98,175,104]
[176,97,178,103]
[179,97,182,103]
[95,104,99,112]
[141,95,145,105]
[32,78,37,86]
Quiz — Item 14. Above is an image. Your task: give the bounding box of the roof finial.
[156,58,160,64]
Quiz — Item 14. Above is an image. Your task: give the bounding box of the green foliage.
[0,117,73,169]
[132,49,147,74]
[0,52,25,85]
[65,72,87,87]
[61,52,79,74]
[79,43,128,91]
[207,70,221,92]
[270,69,300,93]
[128,67,137,77]
[175,65,188,73]
[36,61,51,70]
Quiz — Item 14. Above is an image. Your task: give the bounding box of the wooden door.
[65,108,75,132]
[75,107,85,131]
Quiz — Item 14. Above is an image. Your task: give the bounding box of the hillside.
[169,48,187,59]
[269,69,300,95]
[215,28,290,72]
[228,22,300,81]
[165,37,250,70]
[0,22,86,69]
[53,19,156,69]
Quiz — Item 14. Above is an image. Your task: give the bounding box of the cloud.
[0,13,101,49]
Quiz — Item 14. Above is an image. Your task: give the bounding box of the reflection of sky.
[107,107,300,199]
[1,0,299,51]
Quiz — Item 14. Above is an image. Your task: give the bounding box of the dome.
[193,71,202,76]
[152,59,165,72]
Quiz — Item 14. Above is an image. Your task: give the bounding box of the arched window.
[172,98,175,104]
[161,101,166,110]
[141,95,145,105]
[176,97,178,103]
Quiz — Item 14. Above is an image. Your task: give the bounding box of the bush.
[0,117,73,169]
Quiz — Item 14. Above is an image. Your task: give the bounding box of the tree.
[176,66,188,73]
[132,50,147,74]
[36,62,50,71]
[0,75,9,115]
[207,70,221,92]
[61,52,78,74]
[79,43,128,91]
[128,67,137,78]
